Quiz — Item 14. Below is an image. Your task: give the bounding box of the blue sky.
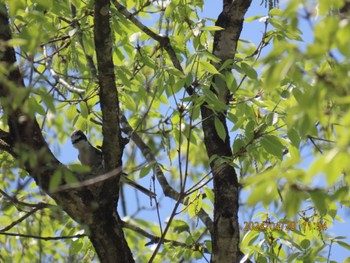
[50,1,350,262]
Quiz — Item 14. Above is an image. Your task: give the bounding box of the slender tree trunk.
[200,1,252,262]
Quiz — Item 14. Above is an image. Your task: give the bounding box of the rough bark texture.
[94,0,123,172]
[1,0,254,261]
[0,4,133,263]
[199,1,252,262]
[92,0,134,262]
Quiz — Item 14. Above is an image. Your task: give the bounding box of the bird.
[71,130,155,197]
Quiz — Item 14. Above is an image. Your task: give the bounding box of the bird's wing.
[120,174,156,197]
[91,144,102,155]
[93,147,104,167]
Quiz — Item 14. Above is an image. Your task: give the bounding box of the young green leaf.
[214,116,226,142]
[261,135,284,160]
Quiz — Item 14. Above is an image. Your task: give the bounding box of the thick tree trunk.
[200,1,252,262]
[0,4,133,263]
[89,211,134,263]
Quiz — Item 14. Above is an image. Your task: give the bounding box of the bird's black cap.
[71,130,87,144]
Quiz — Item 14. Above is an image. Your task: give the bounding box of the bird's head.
[71,130,87,149]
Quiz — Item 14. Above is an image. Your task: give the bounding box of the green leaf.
[287,128,300,147]
[71,0,81,8]
[204,240,212,253]
[245,120,255,141]
[201,26,224,31]
[269,8,283,16]
[74,115,88,130]
[260,135,284,160]
[202,88,227,111]
[68,163,91,173]
[247,180,279,206]
[241,230,260,248]
[245,15,264,22]
[310,190,328,216]
[240,62,258,80]
[200,61,220,75]
[219,59,234,71]
[71,239,84,254]
[233,138,245,156]
[183,248,192,260]
[139,165,151,178]
[79,102,89,118]
[324,151,347,186]
[49,170,62,191]
[214,116,226,142]
[201,50,221,63]
[63,171,79,184]
[204,187,214,204]
[282,188,304,217]
[66,104,77,122]
[28,96,46,116]
[300,239,311,249]
[7,38,27,47]
[280,89,290,99]
[122,93,137,111]
[38,89,56,113]
[336,241,350,251]
[225,71,237,92]
[187,190,202,218]
[172,219,190,233]
[140,55,156,69]
[164,2,175,19]
[116,68,131,87]
[7,0,26,17]
[36,0,53,9]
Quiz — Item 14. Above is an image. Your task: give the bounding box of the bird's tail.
[120,174,156,197]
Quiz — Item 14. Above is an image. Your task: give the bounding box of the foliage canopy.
[0,0,350,262]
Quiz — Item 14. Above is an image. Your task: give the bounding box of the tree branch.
[0,7,133,263]
[43,45,86,94]
[0,232,86,241]
[200,1,253,262]
[111,0,194,95]
[0,203,47,232]
[94,0,123,174]
[120,115,213,234]
[0,189,55,210]
[122,220,209,252]
[92,1,133,262]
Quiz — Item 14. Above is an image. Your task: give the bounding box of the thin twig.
[0,232,86,241]
[120,115,214,234]
[51,167,122,193]
[111,0,194,95]
[0,203,47,232]
[148,195,183,263]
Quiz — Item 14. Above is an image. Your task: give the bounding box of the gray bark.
[0,3,133,262]
[199,1,252,262]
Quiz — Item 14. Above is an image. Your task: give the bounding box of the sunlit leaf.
[172,219,190,233]
[204,187,214,205]
[201,26,224,31]
[187,190,203,218]
[214,116,226,142]
[200,61,220,75]
[260,135,284,160]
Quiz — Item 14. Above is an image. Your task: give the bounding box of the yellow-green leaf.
[201,26,224,31]
[200,61,220,75]
[261,135,284,160]
[214,116,226,142]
